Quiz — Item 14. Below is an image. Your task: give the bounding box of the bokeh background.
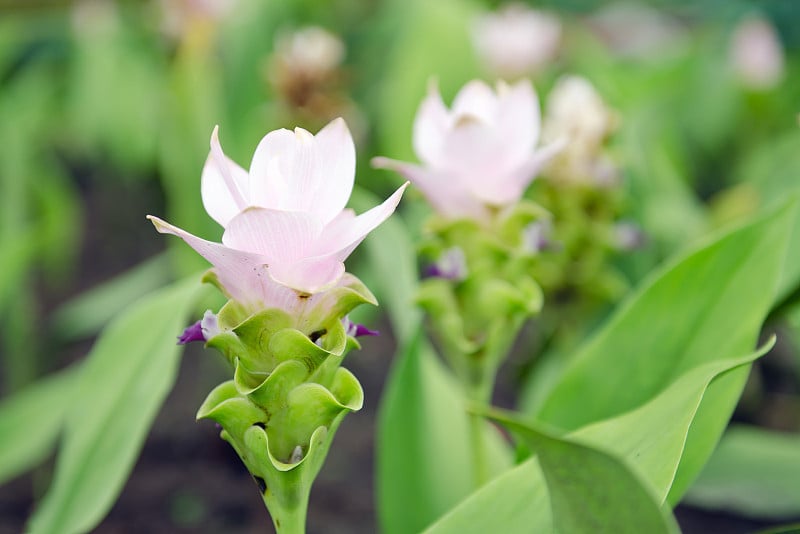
[0,0,799,532]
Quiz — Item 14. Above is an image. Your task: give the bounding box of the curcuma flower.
[472,3,561,79]
[373,79,562,221]
[148,118,407,310]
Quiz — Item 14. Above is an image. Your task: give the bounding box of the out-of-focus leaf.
[51,254,172,340]
[533,201,795,503]
[0,366,79,486]
[67,11,162,170]
[684,425,800,519]
[28,278,203,534]
[425,346,770,533]
[732,130,800,303]
[377,330,513,534]
[349,187,420,341]
[483,409,680,534]
[158,30,225,276]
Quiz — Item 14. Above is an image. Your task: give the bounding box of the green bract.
[196,272,373,533]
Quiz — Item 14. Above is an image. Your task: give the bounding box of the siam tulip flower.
[373,79,562,221]
[730,15,785,91]
[542,75,619,185]
[472,3,561,79]
[148,118,407,311]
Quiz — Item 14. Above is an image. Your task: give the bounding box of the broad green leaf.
[732,130,800,303]
[425,346,770,533]
[349,187,420,341]
[684,425,800,518]
[0,367,79,485]
[533,201,795,502]
[51,254,171,340]
[28,278,203,534]
[377,330,513,534]
[484,409,679,534]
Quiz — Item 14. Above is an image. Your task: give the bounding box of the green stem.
[468,409,490,488]
[262,480,309,534]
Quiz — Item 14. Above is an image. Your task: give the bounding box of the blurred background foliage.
[0,0,799,532]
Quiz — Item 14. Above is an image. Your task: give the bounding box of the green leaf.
[425,346,770,533]
[0,367,79,485]
[533,201,795,502]
[349,186,421,341]
[376,329,513,534]
[28,278,203,534]
[50,254,172,340]
[684,425,800,519]
[482,409,679,534]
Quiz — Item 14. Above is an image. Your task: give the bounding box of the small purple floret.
[178,320,205,344]
[343,316,380,338]
[423,247,468,281]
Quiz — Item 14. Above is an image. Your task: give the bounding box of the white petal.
[471,139,565,205]
[268,257,346,294]
[495,79,540,162]
[222,208,322,264]
[314,182,408,260]
[373,157,488,220]
[146,215,269,306]
[201,127,251,227]
[248,119,355,224]
[413,81,450,166]
[451,80,498,124]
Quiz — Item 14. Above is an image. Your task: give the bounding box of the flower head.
[149,118,407,311]
[730,15,784,90]
[472,4,561,79]
[373,79,562,221]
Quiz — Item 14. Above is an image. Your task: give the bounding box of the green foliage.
[534,201,795,501]
[685,425,800,518]
[482,408,680,534]
[377,331,513,534]
[27,278,202,534]
[0,367,79,486]
[424,338,773,532]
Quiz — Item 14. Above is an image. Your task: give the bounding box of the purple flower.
[343,316,379,338]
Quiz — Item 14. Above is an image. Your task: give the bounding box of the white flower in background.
[472,3,561,79]
[158,0,238,38]
[148,118,407,310]
[543,75,618,185]
[374,79,562,221]
[272,26,345,80]
[730,15,785,90]
[587,3,688,61]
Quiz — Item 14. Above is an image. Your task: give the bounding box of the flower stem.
[262,481,310,534]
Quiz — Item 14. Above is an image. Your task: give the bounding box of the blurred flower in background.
[542,75,618,186]
[730,14,785,91]
[472,3,561,80]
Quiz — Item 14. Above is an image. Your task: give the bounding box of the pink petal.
[248,119,355,224]
[221,208,322,264]
[413,81,450,166]
[471,139,565,205]
[451,80,498,124]
[314,182,409,260]
[373,158,488,220]
[495,79,541,162]
[146,215,272,306]
[201,127,249,227]
[268,257,346,294]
